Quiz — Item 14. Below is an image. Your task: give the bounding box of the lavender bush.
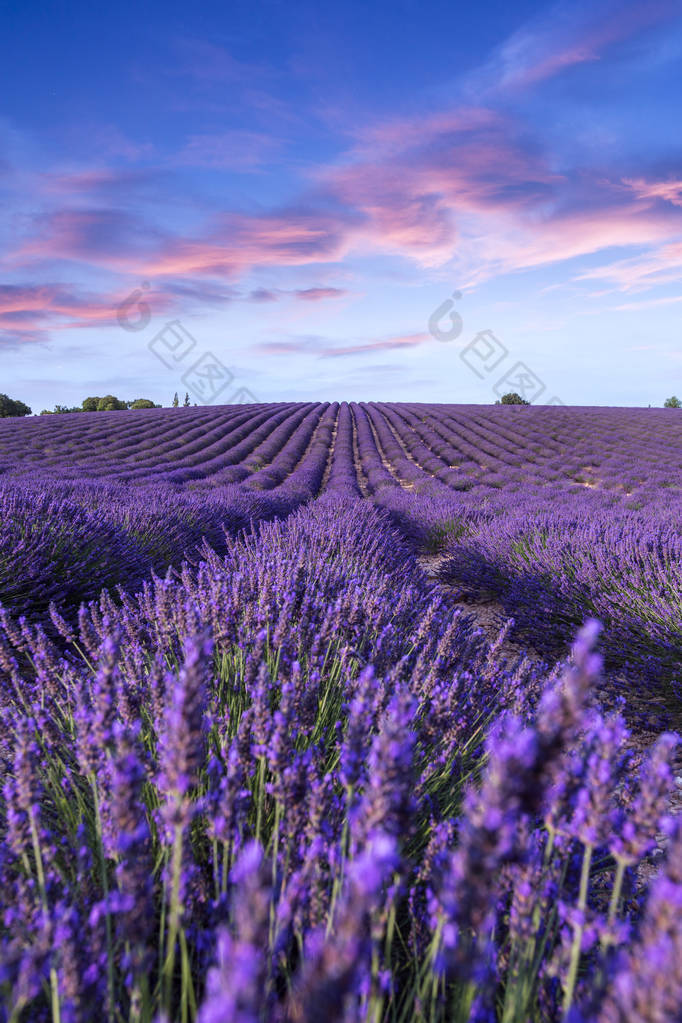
[0,403,680,1021]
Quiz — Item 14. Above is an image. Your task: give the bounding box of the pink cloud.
[0,282,176,344]
[509,46,599,88]
[311,104,682,283]
[316,109,566,267]
[347,108,503,158]
[253,330,430,358]
[4,32,682,341]
[249,288,279,303]
[575,241,682,292]
[294,286,347,301]
[247,285,348,303]
[136,210,352,279]
[612,294,682,311]
[473,0,681,93]
[10,137,681,306]
[322,332,431,357]
[9,208,167,270]
[624,178,682,208]
[41,168,163,197]
[493,205,680,276]
[7,125,682,306]
[254,339,317,355]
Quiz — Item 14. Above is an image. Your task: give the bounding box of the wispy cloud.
[3,0,682,360]
[612,293,682,311]
[253,330,431,359]
[623,177,682,207]
[40,167,166,198]
[321,332,431,357]
[0,281,176,346]
[294,286,348,301]
[465,0,682,94]
[575,239,682,291]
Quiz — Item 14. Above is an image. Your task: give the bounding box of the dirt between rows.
[418,552,542,667]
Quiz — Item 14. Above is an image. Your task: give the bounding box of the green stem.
[179,928,196,1023]
[327,784,353,935]
[163,821,185,1012]
[254,758,266,843]
[562,843,593,1017]
[269,801,282,950]
[91,779,115,1023]
[607,858,626,927]
[29,811,61,1023]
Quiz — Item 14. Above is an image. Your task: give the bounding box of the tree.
[496,392,530,405]
[96,395,127,411]
[664,396,681,408]
[183,392,190,407]
[172,392,179,408]
[0,394,32,417]
[129,398,159,409]
[82,396,101,411]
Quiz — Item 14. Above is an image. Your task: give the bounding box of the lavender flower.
[598,818,682,1022]
[198,842,272,1023]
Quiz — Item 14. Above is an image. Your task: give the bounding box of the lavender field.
[1,401,681,1022]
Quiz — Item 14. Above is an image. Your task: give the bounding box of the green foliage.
[129,398,159,409]
[664,395,681,408]
[172,392,180,408]
[43,396,160,414]
[0,393,32,417]
[425,518,469,554]
[496,392,530,405]
[96,395,128,411]
[183,391,190,407]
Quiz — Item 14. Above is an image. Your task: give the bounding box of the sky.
[2,0,682,410]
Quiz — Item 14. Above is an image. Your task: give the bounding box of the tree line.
[1,390,681,418]
[38,395,161,414]
[0,391,202,417]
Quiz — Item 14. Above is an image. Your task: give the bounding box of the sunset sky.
[3,0,682,410]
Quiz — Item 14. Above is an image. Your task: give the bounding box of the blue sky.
[2,0,682,410]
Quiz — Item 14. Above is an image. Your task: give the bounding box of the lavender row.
[270,401,339,499]
[0,498,679,1021]
[324,401,361,497]
[0,480,299,620]
[245,404,330,490]
[437,497,682,685]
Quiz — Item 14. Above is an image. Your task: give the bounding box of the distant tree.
[96,395,127,411]
[82,396,101,411]
[0,394,32,417]
[129,398,159,409]
[496,392,530,405]
[183,391,190,407]
[172,392,179,408]
[664,396,681,408]
[53,405,81,414]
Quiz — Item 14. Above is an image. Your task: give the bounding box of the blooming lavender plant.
[0,404,680,1021]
